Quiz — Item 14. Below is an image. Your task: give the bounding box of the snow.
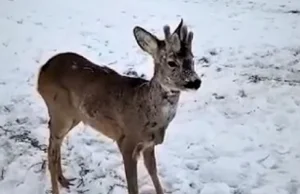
[0,0,300,193]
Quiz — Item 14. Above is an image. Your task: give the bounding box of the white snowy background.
[0,0,300,193]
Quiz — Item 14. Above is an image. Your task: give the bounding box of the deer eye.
[167,61,177,68]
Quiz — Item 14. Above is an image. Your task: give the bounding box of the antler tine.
[187,31,194,46]
[180,25,188,42]
[163,25,171,40]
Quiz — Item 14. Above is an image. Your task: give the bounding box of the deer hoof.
[58,176,76,189]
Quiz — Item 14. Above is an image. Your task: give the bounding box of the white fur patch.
[162,103,177,122]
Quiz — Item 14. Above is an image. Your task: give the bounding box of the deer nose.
[185,79,201,90]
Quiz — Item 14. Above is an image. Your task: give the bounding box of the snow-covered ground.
[1,0,300,193]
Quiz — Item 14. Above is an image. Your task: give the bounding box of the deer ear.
[133,26,159,55]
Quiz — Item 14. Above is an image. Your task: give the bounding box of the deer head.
[133,19,201,91]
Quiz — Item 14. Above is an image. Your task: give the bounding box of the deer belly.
[83,116,124,140]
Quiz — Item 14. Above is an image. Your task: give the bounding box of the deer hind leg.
[48,133,60,194]
[47,108,79,193]
[143,147,164,194]
[117,136,139,194]
[56,120,79,188]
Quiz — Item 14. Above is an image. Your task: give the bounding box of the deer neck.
[148,75,181,106]
[138,76,181,131]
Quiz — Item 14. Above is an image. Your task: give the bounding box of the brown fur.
[37,19,201,194]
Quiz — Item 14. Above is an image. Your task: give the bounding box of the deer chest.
[145,102,178,131]
[141,102,178,145]
[161,103,178,124]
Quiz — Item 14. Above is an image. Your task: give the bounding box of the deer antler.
[180,24,193,49]
[163,25,171,40]
[163,20,193,51]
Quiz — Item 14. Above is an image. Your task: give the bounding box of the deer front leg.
[143,147,164,194]
[118,136,139,194]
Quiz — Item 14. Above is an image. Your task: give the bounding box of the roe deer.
[37,19,201,194]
